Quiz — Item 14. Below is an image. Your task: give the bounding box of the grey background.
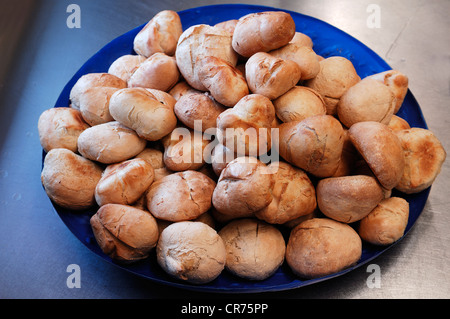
[0,0,448,299]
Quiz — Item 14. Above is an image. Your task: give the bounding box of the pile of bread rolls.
[39,9,446,284]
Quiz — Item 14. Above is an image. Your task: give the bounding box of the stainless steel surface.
[0,0,448,299]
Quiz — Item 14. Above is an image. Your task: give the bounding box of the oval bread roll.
[157,221,226,284]
[147,170,216,222]
[77,87,119,126]
[38,107,89,153]
[108,54,146,82]
[286,218,362,279]
[77,121,146,164]
[232,11,296,57]
[348,121,405,190]
[133,10,183,57]
[290,32,313,48]
[317,175,384,223]
[90,204,159,262]
[395,128,446,194]
[41,148,103,210]
[219,218,286,280]
[366,70,408,114]
[95,158,155,206]
[359,197,409,245]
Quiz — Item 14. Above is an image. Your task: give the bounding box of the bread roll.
[169,81,198,101]
[273,86,326,123]
[317,175,384,223]
[176,24,238,91]
[109,88,177,141]
[69,73,126,110]
[245,52,302,100]
[366,70,408,114]
[359,197,409,245]
[277,115,345,177]
[77,121,146,164]
[337,77,396,128]
[304,57,360,115]
[255,162,316,224]
[90,204,159,262]
[157,221,226,284]
[41,148,103,210]
[145,88,177,109]
[108,54,146,82]
[174,92,226,132]
[147,170,216,222]
[212,157,274,219]
[216,94,275,157]
[348,121,405,190]
[286,218,362,279]
[214,19,238,34]
[232,11,296,57]
[38,107,89,153]
[133,10,183,57]
[77,87,119,126]
[290,32,313,48]
[395,128,446,193]
[127,53,180,91]
[135,148,173,181]
[388,114,411,132]
[219,218,285,280]
[196,56,249,107]
[269,43,320,80]
[210,143,237,177]
[95,158,154,206]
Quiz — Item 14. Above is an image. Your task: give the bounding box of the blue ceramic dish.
[48,4,430,293]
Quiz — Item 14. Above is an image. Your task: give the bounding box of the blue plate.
[48,4,430,293]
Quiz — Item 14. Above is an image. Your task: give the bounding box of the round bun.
[77,121,146,164]
[156,221,226,284]
[147,170,216,222]
[359,197,409,245]
[90,204,159,262]
[277,115,345,177]
[317,175,384,223]
[395,128,446,193]
[348,121,405,190]
[304,57,360,115]
[255,162,316,224]
[77,87,119,126]
[286,218,362,279]
[212,157,274,219]
[219,218,286,280]
[41,148,103,210]
[95,158,155,206]
[38,107,89,153]
[108,54,146,82]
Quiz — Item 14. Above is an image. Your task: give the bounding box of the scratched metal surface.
[0,0,448,299]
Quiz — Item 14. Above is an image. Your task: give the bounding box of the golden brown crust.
[108,54,146,82]
[317,175,384,223]
[232,11,296,57]
[286,218,362,279]
[388,114,411,132]
[359,197,409,245]
[78,87,118,126]
[289,32,313,48]
[395,128,446,193]
[348,121,405,190]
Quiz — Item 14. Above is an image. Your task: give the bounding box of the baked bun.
[90,204,159,262]
[108,54,146,82]
[77,121,146,164]
[109,88,177,141]
[395,128,446,193]
[95,158,154,206]
[156,221,226,284]
[38,107,89,153]
[286,218,362,279]
[135,148,173,181]
[232,11,296,57]
[245,52,302,100]
[210,143,237,177]
[359,197,409,245]
[317,175,384,223]
[146,170,216,222]
[388,114,411,132]
[255,162,316,224]
[41,148,103,210]
[212,157,274,219]
[277,115,345,177]
[348,121,405,190]
[290,32,313,48]
[77,87,119,126]
[337,77,396,128]
[133,10,183,57]
[219,218,285,280]
[69,73,126,110]
[304,57,360,115]
[273,86,326,123]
